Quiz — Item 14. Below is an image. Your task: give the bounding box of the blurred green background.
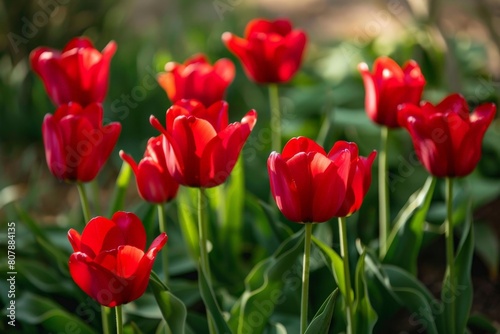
[1,0,500,331]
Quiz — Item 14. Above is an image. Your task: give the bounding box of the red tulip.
[398,94,496,177]
[150,99,257,188]
[222,18,307,84]
[358,57,425,128]
[120,136,179,203]
[157,54,235,107]
[42,103,121,182]
[68,212,167,307]
[30,37,116,106]
[268,137,376,222]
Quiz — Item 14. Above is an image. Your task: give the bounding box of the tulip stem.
[77,182,91,223]
[300,223,313,333]
[102,306,111,334]
[339,217,354,334]
[115,305,123,334]
[445,177,455,334]
[269,83,281,152]
[378,126,390,258]
[198,188,215,334]
[157,204,169,285]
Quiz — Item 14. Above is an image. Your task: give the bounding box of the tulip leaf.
[473,222,498,280]
[149,271,188,334]
[304,289,338,334]
[15,292,95,334]
[442,203,474,334]
[381,265,441,334]
[16,259,74,294]
[108,162,132,215]
[198,263,232,334]
[177,187,201,261]
[353,253,378,333]
[311,236,346,299]
[228,229,305,334]
[384,175,436,274]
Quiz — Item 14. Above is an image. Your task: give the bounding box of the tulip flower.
[42,102,121,182]
[267,136,376,223]
[222,18,307,84]
[398,93,496,178]
[30,37,116,106]
[157,54,235,107]
[358,56,425,128]
[120,136,179,204]
[67,211,167,307]
[150,99,257,188]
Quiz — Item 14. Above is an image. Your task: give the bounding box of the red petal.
[111,212,147,251]
[268,153,302,222]
[67,229,82,252]
[80,216,124,258]
[42,114,67,180]
[282,136,326,160]
[116,245,145,278]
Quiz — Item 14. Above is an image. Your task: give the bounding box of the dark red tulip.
[398,93,496,177]
[120,136,179,203]
[68,212,167,307]
[30,37,116,106]
[268,137,376,222]
[42,103,121,182]
[150,99,257,188]
[358,56,425,128]
[157,54,235,107]
[222,18,307,84]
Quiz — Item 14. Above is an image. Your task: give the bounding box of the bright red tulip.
[268,137,376,222]
[157,54,235,107]
[358,56,425,128]
[222,18,307,84]
[398,93,496,177]
[30,37,116,106]
[68,212,167,307]
[120,136,179,203]
[150,99,257,188]
[42,102,121,182]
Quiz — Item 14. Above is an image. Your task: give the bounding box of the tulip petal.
[42,113,67,180]
[111,212,147,250]
[116,246,144,278]
[67,229,82,252]
[268,153,302,222]
[80,217,124,258]
[282,136,326,160]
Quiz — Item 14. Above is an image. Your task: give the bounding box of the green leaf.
[198,264,232,334]
[383,265,441,334]
[353,253,378,333]
[16,260,73,294]
[467,314,498,333]
[384,176,437,274]
[473,222,498,280]
[177,187,200,261]
[149,271,188,334]
[311,236,346,298]
[442,204,474,334]
[15,292,95,334]
[228,229,305,334]
[108,162,132,216]
[304,289,338,334]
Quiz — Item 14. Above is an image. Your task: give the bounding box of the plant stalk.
[445,177,455,334]
[300,223,313,333]
[77,182,91,223]
[339,217,354,334]
[157,204,169,285]
[115,305,123,334]
[379,126,390,257]
[269,83,281,152]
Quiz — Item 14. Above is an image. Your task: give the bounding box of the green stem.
[77,182,91,223]
[300,223,313,334]
[157,204,169,285]
[339,217,354,334]
[198,188,215,334]
[445,177,455,334]
[378,126,390,258]
[268,83,281,152]
[115,305,123,334]
[102,306,111,334]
